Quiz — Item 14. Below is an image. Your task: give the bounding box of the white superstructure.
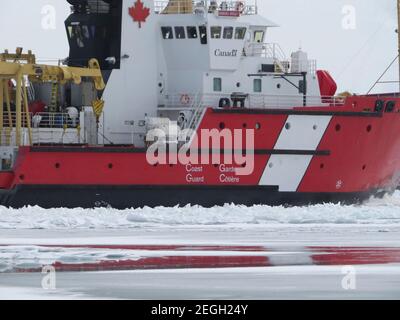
[91,0,322,146]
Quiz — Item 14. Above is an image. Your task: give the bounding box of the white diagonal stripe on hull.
[260,115,332,191]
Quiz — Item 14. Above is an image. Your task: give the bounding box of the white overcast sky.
[0,0,398,93]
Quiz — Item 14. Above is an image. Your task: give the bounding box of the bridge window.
[254,30,265,43]
[213,78,222,92]
[253,79,262,93]
[174,26,185,39]
[161,27,173,39]
[199,26,208,44]
[187,26,198,39]
[223,27,234,39]
[235,27,247,40]
[68,25,89,48]
[211,26,222,39]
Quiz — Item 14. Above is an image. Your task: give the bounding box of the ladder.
[26,81,35,102]
[183,94,206,145]
[187,94,205,132]
[49,82,58,112]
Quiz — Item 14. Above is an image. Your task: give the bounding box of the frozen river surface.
[0,192,400,299]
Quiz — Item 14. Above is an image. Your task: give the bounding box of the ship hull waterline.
[0,184,390,209]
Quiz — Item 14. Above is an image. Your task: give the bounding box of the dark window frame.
[199,25,208,44]
[174,26,186,39]
[223,27,234,39]
[213,77,222,92]
[235,27,247,40]
[254,30,265,43]
[253,79,262,93]
[187,26,198,39]
[161,26,174,39]
[211,26,222,39]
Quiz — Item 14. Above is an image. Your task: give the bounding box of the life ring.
[180,94,191,105]
[219,98,231,109]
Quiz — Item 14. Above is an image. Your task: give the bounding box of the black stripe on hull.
[0,185,389,209]
[29,146,330,156]
[212,108,383,117]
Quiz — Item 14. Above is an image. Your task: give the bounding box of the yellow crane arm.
[0,49,106,147]
[0,58,105,91]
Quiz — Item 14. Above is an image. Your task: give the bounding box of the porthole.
[277,84,281,89]
[255,123,261,130]
[55,163,60,169]
[19,174,25,181]
[269,163,273,168]
[219,122,226,129]
[108,163,113,169]
[362,165,367,171]
[236,82,241,88]
[320,163,325,169]
[335,124,341,132]
[313,125,318,130]
[242,123,247,128]
[367,125,372,133]
[285,122,291,130]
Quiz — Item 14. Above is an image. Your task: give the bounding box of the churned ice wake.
[0,191,399,230]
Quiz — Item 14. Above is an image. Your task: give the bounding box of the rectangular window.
[187,26,198,39]
[161,27,173,39]
[213,78,222,92]
[235,27,247,40]
[199,26,208,44]
[254,30,265,43]
[211,26,222,39]
[74,26,85,48]
[174,26,185,39]
[253,79,262,93]
[223,27,234,39]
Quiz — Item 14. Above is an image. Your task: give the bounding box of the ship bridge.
[154,0,321,113]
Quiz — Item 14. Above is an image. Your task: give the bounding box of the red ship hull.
[0,95,399,208]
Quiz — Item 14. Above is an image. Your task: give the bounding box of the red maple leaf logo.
[129,0,150,28]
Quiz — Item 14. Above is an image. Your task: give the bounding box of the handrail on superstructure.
[159,93,346,110]
[154,0,257,15]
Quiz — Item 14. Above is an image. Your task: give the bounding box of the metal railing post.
[15,69,23,146]
[0,80,3,145]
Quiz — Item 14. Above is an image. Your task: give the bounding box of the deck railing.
[1,112,79,129]
[158,93,346,110]
[154,0,257,15]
